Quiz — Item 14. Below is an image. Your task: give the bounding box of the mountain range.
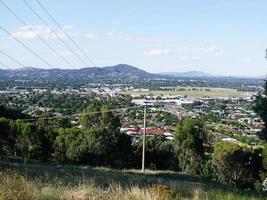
[0,64,263,80]
[0,64,155,80]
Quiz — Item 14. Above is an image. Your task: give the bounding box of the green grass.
[0,161,266,200]
[121,87,255,99]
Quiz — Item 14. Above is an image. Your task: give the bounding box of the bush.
[212,142,262,188]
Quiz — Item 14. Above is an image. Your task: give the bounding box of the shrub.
[212,142,262,188]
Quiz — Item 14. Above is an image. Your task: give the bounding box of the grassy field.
[121,87,255,99]
[0,161,266,200]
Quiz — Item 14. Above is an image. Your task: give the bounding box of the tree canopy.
[254,79,267,140]
[174,118,207,175]
[212,141,262,188]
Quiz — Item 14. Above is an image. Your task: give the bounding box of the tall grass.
[0,161,266,200]
[0,171,35,200]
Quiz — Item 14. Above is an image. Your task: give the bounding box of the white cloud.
[53,51,73,57]
[144,49,171,56]
[124,36,176,43]
[112,21,120,25]
[108,31,114,36]
[144,46,222,59]
[53,50,85,58]
[178,55,200,60]
[69,31,95,38]
[11,25,53,39]
[202,46,222,56]
[243,57,255,64]
[62,25,72,30]
[11,25,95,39]
[176,46,222,56]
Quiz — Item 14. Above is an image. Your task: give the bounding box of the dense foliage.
[175,118,207,175]
[133,135,177,170]
[0,105,29,120]
[0,104,176,170]
[212,142,262,188]
[254,79,267,140]
[0,118,55,161]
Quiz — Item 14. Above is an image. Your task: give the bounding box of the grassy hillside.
[0,161,266,200]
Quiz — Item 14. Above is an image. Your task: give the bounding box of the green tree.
[133,135,177,170]
[162,112,177,126]
[0,117,55,160]
[212,141,262,188]
[254,79,267,140]
[53,127,81,163]
[0,118,13,155]
[54,127,133,168]
[262,144,267,172]
[54,104,133,168]
[14,121,43,159]
[0,105,29,120]
[79,103,120,131]
[82,128,133,168]
[174,118,207,175]
[35,125,57,161]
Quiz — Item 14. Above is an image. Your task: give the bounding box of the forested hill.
[0,64,157,80]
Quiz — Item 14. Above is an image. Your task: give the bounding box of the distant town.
[0,72,264,147]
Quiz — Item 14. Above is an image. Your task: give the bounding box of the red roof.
[125,128,139,133]
[140,129,164,135]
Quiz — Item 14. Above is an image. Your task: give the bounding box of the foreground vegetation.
[0,161,266,200]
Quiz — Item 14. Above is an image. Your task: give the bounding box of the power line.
[0,60,12,69]
[142,103,147,173]
[0,48,68,110]
[20,105,143,121]
[0,60,28,77]
[0,49,38,78]
[35,0,97,67]
[0,26,66,78]
[0,48,34,72]
[22,0,90,67]
[0,25,55,69]
[0,0,76,69]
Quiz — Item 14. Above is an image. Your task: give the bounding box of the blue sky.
[0,0,266,76]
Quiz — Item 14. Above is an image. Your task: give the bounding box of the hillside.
[0,64,156,80]
[0,160,265,200]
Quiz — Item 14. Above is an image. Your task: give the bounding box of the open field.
[121,87,256,99]
[0,161,266,200]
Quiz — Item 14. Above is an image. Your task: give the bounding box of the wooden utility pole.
[142,103,147,173]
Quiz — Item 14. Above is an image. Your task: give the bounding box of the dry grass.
[0,163,266,200]
[0,171,35,200]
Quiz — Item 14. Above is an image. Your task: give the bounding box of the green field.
[0,161,266,200]
[121,87,255,99]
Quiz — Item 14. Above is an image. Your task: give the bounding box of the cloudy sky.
[0,0,266,76]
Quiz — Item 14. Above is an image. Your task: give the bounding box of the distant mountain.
[161,71,212,77]
[0,65,263,81]
[0,64,157,80]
